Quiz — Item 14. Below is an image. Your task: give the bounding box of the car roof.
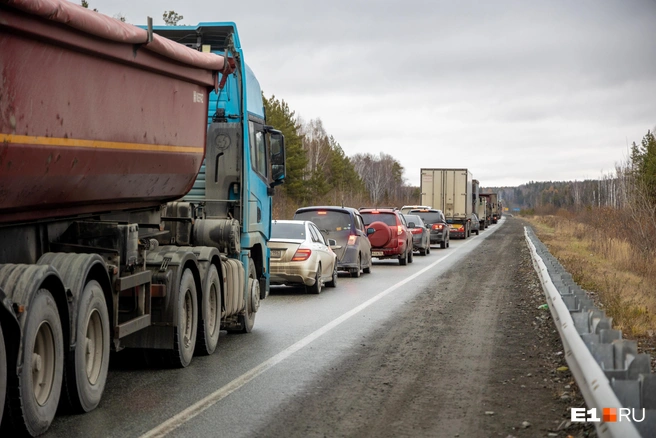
[294,205,361,215]
[272,219,310,225]
[359,207,398,213]
[409,208,442,213]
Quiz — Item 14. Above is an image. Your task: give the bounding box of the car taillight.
[292,248,311,261]
[397,225,403,235]
[432,224,443,230]
[348,234,357,245]
[410,228,422,235]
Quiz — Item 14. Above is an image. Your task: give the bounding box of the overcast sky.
[86,0,656,187]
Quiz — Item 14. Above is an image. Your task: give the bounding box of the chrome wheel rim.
[32,322,56,406]
[85,309,104,385]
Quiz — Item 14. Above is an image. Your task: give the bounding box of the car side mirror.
[328,239,337,246]
[366,227,375,235]
[407,222,415,228]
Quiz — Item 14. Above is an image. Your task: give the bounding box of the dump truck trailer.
[0,1,285,435]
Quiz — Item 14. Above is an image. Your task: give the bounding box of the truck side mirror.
[267,128,286,186]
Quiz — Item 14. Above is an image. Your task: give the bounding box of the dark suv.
[410,208,450,249]
[293,206,373,277]
[359,208,413,265]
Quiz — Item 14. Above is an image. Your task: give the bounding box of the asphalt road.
[40,217,575,438]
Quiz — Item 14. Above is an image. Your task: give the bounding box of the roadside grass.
[524,214,656,337]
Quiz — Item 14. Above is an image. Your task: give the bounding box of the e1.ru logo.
[571,408,645,422]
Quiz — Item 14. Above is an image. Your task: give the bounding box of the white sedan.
[268,220,338,294]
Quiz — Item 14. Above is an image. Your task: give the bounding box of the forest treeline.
[488,131,656,215]
[266,92,655,234]
[493,131,656,259]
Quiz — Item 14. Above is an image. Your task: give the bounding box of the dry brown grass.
[524,214,656,337]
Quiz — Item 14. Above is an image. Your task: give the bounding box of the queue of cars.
[268,204,487,293]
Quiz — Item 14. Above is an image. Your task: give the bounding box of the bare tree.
[299,118,331,175]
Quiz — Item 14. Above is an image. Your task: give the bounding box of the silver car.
[403,213,431,256]
[268,220,338,294]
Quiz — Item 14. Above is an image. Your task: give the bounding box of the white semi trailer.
[420,169,473,238]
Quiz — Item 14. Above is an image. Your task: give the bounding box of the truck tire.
[440,240,446,249]
[307,265,322,294]
[67,280,109,413]
[238,262,257,333]
[9,289,64,436]
[0,322,6,427]
[196,265,221,356]
[166,269,198,368]
[408,245,414,263]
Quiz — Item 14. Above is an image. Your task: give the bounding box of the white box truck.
[420,169,473,238]
[476,197,489,229]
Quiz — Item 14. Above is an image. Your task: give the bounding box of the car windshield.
[404,215,422,227]
[294,210,352,233]
[413,212,443,224]
[360,213,397,226]
[271,222,306,239]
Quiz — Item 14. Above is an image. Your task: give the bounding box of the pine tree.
[263,95,307,202]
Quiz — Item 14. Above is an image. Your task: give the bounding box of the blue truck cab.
[151,22,286,332]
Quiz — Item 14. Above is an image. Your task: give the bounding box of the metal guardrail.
[525,227,656,438]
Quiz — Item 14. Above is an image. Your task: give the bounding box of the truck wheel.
[399,250,408,265]
[307,265,322,294]
[9,289,64,436]
[0,322,6,427]
[196,265,221,356]
[350,255,361,278]
[408,246,414,263]
[68,280,109,413]
[238,262,258,333]
[166,269,198,368]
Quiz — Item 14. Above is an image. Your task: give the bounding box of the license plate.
[372,251,384,257]
[270,249,282,258]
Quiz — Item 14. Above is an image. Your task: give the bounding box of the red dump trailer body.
[0,2,250,435]
[0,0,225,223]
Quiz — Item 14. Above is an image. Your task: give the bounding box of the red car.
[359,208,413,265]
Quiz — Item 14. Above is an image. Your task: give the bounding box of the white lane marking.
[141,231,488,437]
